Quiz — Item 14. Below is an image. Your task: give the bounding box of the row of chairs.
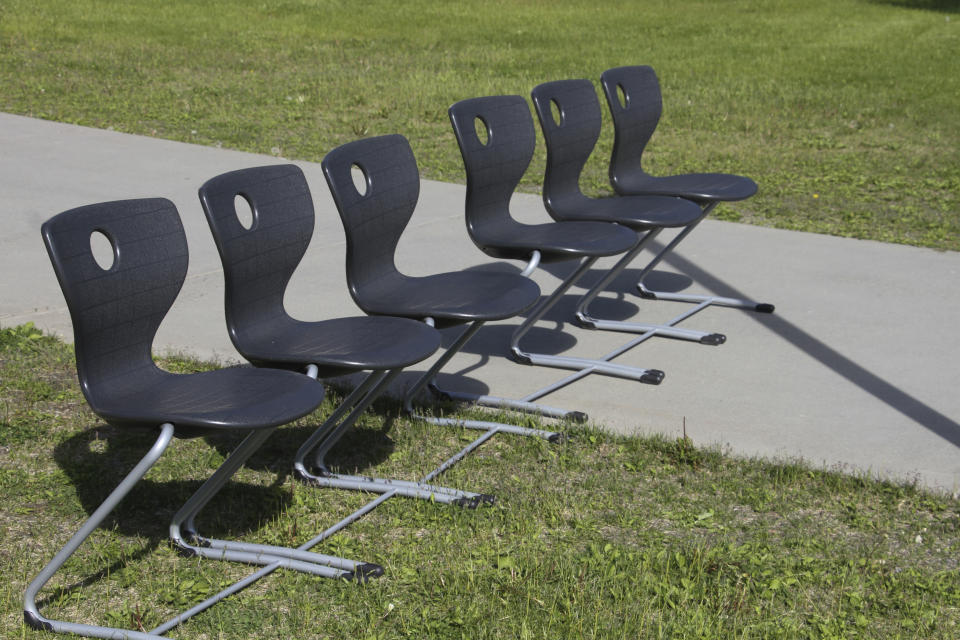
[25,66,772,639]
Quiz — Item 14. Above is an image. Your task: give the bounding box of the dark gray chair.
[531,78,747,349]
[323,133,574,452]
[448,94,664,403]
[198,163,496,507]
[600,65,774,315]
[27,198,371,640]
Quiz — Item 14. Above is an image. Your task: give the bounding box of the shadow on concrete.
[654,239,960,450]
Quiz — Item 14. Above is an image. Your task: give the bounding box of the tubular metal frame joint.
[24,611,53,632]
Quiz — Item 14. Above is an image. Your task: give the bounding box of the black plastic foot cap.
[700,333,726,346]
[173,542,200,558]
[428,386,453,401]
[548,432,568,444]
[24,611,53,631]
[641,370,665,385]
[510,352,533,365]
[345,562,384,583]
[574,316,597,329]
[755,303,775,314]
[637,288,658,300]
[565,410,588,424]
[454,494,496,509]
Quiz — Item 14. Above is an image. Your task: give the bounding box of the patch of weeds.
[3,329,960,638]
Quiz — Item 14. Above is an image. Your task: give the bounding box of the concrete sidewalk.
[2,112,958,492]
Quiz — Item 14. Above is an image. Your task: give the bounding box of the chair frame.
[26,199,374,640]
[199,164,491,507]
[448,94,668,397]
[323,135,569,460]
[599,65,774,319]
[531,79,752,352]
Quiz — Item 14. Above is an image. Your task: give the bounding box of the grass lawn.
[1,326,959,638]
[0,0,958,249]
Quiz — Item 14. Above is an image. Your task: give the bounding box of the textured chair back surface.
[530,79,603,210]
[601,65,663,185]
[321,134,419,310]
[448,95,535,236]
[198,164,314,345]
[41,198,187,413]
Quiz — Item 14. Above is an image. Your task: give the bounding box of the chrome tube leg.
[635,204,774,313]
[169,428,360,578]
[509,256,664,384]
[24,424,177,640]
[297,369,482,503]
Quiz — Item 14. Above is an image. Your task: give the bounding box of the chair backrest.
[41,198,187,412]
[321,134,418,309]
[198,164,313,343]
[530,79,603,212]
[448,95,536,242]
[600,65,662,188]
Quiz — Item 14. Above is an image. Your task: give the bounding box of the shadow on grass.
[204,411,398,476]
[53,425,297,539]
[867,0,959,13]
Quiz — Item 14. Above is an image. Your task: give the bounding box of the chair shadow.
[47,423,304,607]
[866,0,958,12]
[203,410,398,477]
[655,238,960,450]
[55,425,299,541]
[535,260,694,297]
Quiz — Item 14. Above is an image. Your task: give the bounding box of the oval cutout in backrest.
[90,229,116,271]
[234,193,254,230]
[351,163,369,197]
[616,83,628,109]
[550,98,563,127]
[474,116,490,146]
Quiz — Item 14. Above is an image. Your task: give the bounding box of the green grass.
[2,325,959,639]
[1,0,958,249]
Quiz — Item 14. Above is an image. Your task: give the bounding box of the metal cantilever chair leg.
[25,425,177,640]
[31,198,376,640]
[633,204,774,314]
[599,65,774,324]
[198,164,488,508]
[323,135,575,455]
[573,223,729,345]
[293,366,489,505]
[510,253,665,385]
[416,254,588,427]
[169,426,374,578]
[404,316,567,442]
[444,95,670,411]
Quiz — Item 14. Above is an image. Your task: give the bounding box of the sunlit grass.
[2,326,958,638]
[1,0,958,249]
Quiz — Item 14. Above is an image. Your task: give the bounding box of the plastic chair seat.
[547,192,702,230]
[94,366,323,436]
[600,65,759,205]
[354,270,541,326]
[470,218,636,263]
[232,315,441,375]
[612,172,757,203]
